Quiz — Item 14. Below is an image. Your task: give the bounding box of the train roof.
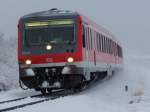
[21,8,79,19]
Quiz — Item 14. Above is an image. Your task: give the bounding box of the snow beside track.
[0,37,18,90]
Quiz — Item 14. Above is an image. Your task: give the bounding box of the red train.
[18,8,123,94]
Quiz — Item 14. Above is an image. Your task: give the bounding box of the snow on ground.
[0,36,19,90]
[0,88,40,101]
[0,56,149,112]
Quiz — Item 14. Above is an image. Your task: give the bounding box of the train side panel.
[80,15,123,78]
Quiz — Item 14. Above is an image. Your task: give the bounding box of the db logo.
[46,58,53,62]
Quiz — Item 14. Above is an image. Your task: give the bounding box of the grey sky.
[0,0,150,55]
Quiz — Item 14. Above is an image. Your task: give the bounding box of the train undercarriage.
[19,65,109,94]
[20,65,86,94]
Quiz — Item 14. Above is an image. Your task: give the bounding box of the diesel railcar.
[18,9,123,94]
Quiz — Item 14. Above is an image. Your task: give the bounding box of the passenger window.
[97,33,99,52]
[88,28,90,50]
[104,36,106,53]
[106,37,108,53]
[101,35,104,52]
[100,34,102,52]
[90,29,93,50]
[108,39,111,54]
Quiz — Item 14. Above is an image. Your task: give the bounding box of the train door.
[83,24,91,81]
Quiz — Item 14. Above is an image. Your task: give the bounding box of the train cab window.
[82,25,86,48]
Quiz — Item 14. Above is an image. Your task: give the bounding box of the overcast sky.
[0,0,150,55]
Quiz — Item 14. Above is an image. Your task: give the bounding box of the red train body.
[18,9,123,94]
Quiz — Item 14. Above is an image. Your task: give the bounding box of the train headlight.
[46,45,52,50]
[67,57,74,63]
[25,59,31,65]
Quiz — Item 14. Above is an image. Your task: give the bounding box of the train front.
[18,13,83,93]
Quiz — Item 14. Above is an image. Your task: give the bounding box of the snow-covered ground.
[0,56,149,112]
[0,36,18,90]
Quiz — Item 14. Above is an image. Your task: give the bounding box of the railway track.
[0,89,74,112]
[0,79,97,112]
[0,94,42,105]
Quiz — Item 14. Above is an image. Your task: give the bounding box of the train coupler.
[40,81,61,89]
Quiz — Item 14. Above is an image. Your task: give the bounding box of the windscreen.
[23,19,75,47]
